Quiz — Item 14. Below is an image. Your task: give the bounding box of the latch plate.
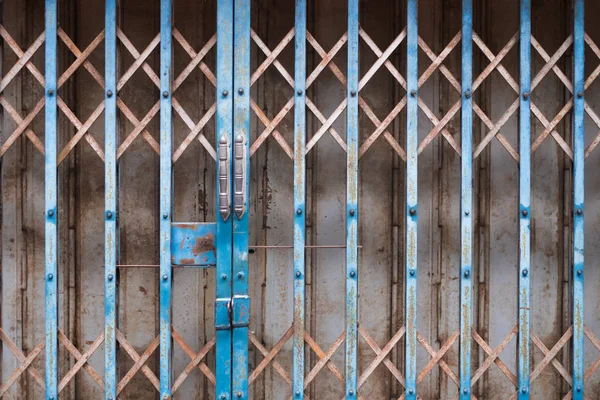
[215,295,250,330]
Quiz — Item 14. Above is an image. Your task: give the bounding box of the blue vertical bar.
[572,0,585,398]
[405,0,418,398]
[159,0,173,397]
[345,0,359,399]
[216,0,234,398]
[293,0,307,398]
[232,0,250,398]
[460,0,473,398]
[45,0,58,398]
[104,0,118,398]
[518,0,531,398]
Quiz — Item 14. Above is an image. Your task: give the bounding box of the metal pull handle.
[234,134,246,219]
[218,135,231,221]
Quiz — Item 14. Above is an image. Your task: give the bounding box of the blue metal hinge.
[215,295,250,330]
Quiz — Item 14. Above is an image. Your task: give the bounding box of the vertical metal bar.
[45,0,58,398]
[518,0,531,398]
[405,0,418,398]
[572,0,585,397]
[460,0,473,398]
[104,0,118,398]
[232,0,250,398]
[159,0,173,397]
[216,0,234,398]
[345,0,359,398]
[293,0,307,398]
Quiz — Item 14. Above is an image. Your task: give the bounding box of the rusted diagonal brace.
[358,326,406,389]
[116,330,160,394]
[57,330,105,393]
[0,328,46,397]
[171,329,216,393]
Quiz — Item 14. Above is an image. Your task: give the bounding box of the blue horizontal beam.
[171,222,217,266]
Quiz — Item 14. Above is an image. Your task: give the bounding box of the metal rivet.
[409,208,416,216]
[297,89,303,95]
[50,397,55,400]
[236,391,242,398]
[350,270,356,277]
[349,389,355,395]
[409,269,415,276]
[349,209,355,216]
[577,386,581,392]
[578,91,584,98]
[522,209,528,217]
[295,391,301,396]
[48,210,54,217]
[521,388,527,394]
[463,388,468,394]
[163,213,169,219]
[107,90,113,97]
[523,92,529,99]
[465,210,470,216]
[220,394,227,400]
[222,90,228,97]
[576,208,583,215]
[238,272,244,279]
[408,388,414,395]
[48,89,54,96]
[221,274,228,280]
[577,269,583,276]
[410,89,417,97]
[464,270,470,278]
[350,90,357,97]
[297,208,303,215]
[108,274,114,281]
[296,271,301,277]
[522,269,529,277]
[163,396,168,400]
[465,91,471,99]
[162,91,169,98]
[162,274,168,281]
[108,397,113,400]
[107,211,113,219]
[48,274,54,280]
[238,88,244,95]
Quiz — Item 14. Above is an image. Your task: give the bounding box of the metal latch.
[215,295,250,330]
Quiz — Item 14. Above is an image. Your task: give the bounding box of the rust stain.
[192,233,216,256]
[176,257,196,265]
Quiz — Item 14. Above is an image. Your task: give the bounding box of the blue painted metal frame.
[518,0,531,398]
[215,0,234,398]
[346,0,359,398]
[45,0,58,398]
[104,0,118,398]
[405,0,418,398]
[460,0,473,398]
[293,0,307,398]
[232,0,251,398]
[159,0,173,397]
[573,0,585,397]
[171,222,217,266]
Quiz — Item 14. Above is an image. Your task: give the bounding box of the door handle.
[218,135,231,221]
[234,134,246,219]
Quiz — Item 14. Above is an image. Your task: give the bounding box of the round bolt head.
[408,388,414,395]
[162,91,169,98]
[237,391,242,398]
[350,270,356,277]
[108,274,114,281]
[523,92,529,99]
[522,269,529,277]
[48,210,54,217]
[465,210,470,216]
[464,270,470,278]
[522,209,528,217]
[162,274,168,281]
[349,389,355,395]
[222,90,229,96]
[163,213,169,219]
[238,88,244,95]
[107,90,113,97]
[463,388,468,394]
[577,208,583,215]
[578,91,584,98]
[238,272,244,278]
[48,274,54,280]
[577,386,582,392]
[221,394,227,400]
[48,89,54,96]
[297,208,303,215]
[409,269,415,276]
[349,209,355,216]
[296,271,301,277]
[465,91,471,99]
[221,274,228,280]
[409,208,416,216]
[521,387,527,394]
[410,89,417,97]
[577,269,583,276]
[107,211,113,219]
[295,391,301,396]
[350,90,357,97]
[297,89,303,95]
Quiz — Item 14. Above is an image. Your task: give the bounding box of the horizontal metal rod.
[250,245,363,249]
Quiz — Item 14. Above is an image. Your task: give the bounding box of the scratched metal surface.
[1,0,600,399]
